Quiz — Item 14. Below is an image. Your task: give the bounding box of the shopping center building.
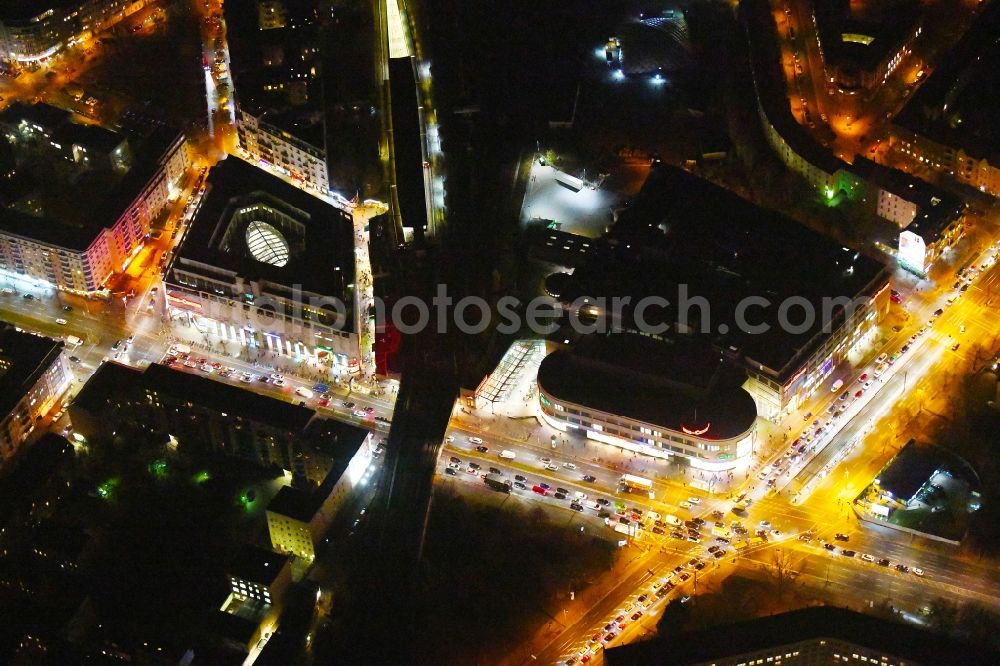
[546,165,890,420]
[537,334,758,471]
[163,156,360,371]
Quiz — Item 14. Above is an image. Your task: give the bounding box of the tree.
[766,548,794,598]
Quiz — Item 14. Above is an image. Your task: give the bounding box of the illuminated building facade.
[266,432,374,561]
[889,0,1000,197]
[811,0,921,95]
[605,606,996,665]
[227,0,329,194]
[537,335,757,471]
[0,0,151,65]
[0,108,188,294]
[0,325,71,462]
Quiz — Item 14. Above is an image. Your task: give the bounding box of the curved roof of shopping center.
[537,335,757,441]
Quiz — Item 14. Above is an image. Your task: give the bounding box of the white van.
[66,335,83,347]
[830,378,844,392]
[499,450,516,460]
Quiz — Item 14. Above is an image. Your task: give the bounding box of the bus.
[619,474,655,500]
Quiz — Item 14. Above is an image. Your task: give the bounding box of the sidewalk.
[164,324,397,402]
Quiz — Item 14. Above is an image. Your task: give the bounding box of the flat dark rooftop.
[0,120,180,251]
[849,157,964,239]
[876,439,950,503]
[267,424,367,522]
[0,101,71,130]
[0,325,63,419]
[813,0,921,71]
[170,156,354,298]
[73,361,316,433]
[538,334,757,440]
[559,165,889,378]
[0,1,76,22]
[895,0,1000,161]
[225,0,325,150]
[228,545,288,586]
[606,605,997,665]
[52,122,124,154]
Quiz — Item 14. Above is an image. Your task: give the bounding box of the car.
[952,343,961,352]
[652,526,665,534]
[343,401,356,409]
[444,467,457,476]
[556,487,570,495]
[686,535,701,543]
[933,308,944,317]
[574,491,587,500]
[317,399,329,408]
[582,475,597,483]
[468,462,481,470]
[877,558,891,567]
[545,463,559,471]
[838,390,849,401]
[68,355,80,363]
[514,482,527,490]
[770,529,783,538]
[912,567,924,577]
[469,436,484,445]
[854,390,864,399]
[597,498,610,506]
[759,519,771,528]
[687,497,701,505]
[716,536,731,544]
[570,502,584,512]
[602,633,616,644]
[834,533,849,541]
[111,339,122,350]
[449,456,461,464]
[515,474,527,482]
[476,445,489,453]
[895,564,909,573]
[841,550,856,557]
[858,373,868,383]
[863,381,872,390]
[353,410,367,418]
[900,344,910,354]
[679,501,692,509]
[798,534,813,542]
[532,485,548,495]
[824,543,836,551]
[678,573,691,582]
[670,531,685,540]
[630,611,642,622]
[61,304,72,312]
[365,406,375,414]
[861,553,876,562]
[22,293,34,300]
[489,467,502,475]
[563,462,576,470]
[540,457,552,464]
[694,561,706,571]
[539,483,551,490]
